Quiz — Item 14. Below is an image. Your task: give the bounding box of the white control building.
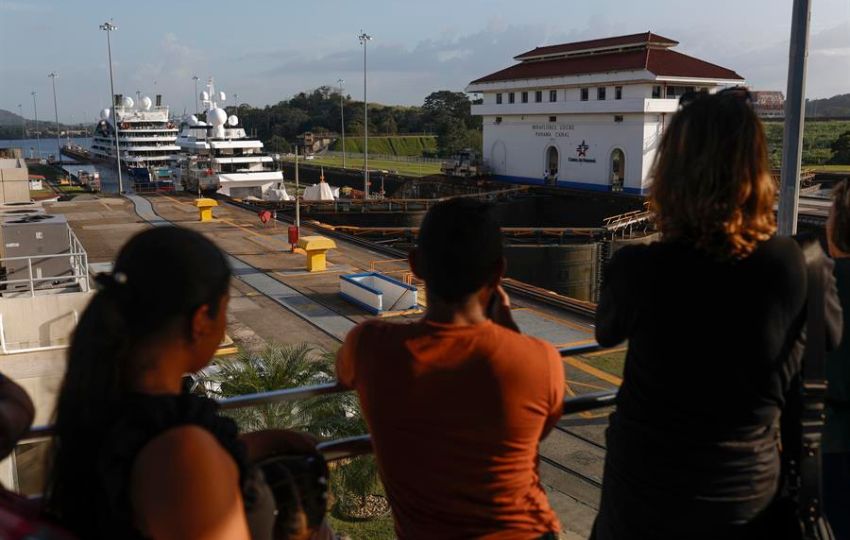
[466,32,744,194]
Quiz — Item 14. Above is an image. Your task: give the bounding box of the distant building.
[0,148,31,204]
[466,32,744,194]
[296,131,337,155]
[751,91,785,118]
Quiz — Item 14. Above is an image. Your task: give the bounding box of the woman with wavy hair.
[590,89,841,539]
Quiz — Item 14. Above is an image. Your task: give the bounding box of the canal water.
[0,137,121,193]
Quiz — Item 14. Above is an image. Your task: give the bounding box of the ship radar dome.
[227,115,238,127]
[187,115,199,126]
[100,108,111,120]
[121,96,134,108]
[201,91,210,101]
[141,96,153,110]
[219,91,226,102]
[208,108,227,126]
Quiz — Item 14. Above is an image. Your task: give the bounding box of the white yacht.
[177,78,288,200]
[91,94,179,185]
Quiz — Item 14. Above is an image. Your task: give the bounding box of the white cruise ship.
[177,78,288,200]
[91,94,180,184]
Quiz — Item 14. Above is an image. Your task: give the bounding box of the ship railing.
[22,343,615,463]
[0,228,90,297]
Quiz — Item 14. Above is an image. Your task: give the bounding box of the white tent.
[303,182,335,201]
[264,185,292,201]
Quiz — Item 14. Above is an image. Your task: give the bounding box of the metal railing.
[0,228,90,297]
[23,344,617,462]
[322,150,443,164]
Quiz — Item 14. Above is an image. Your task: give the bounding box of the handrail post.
[777,0,812,236]
[27,258,35,297]
[0,314,7,354]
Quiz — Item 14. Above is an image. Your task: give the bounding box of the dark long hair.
[44,226,231,528]
[650,90,776,259]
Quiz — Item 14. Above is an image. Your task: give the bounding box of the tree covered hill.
[806,93,850,117]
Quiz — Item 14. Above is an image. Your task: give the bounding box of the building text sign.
[532,123,574,138]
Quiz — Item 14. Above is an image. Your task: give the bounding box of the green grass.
[331,135,437,157]
[764,119,850,167]
[577,350,626,379]
[327,514,396,539]
[810,164,850,173]
[285,154,442,178]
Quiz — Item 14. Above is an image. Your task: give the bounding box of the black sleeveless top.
[94,393,248,539]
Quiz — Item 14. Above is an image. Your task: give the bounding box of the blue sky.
[1,0,848,123]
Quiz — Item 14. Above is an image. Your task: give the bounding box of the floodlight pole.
[777,0,811,236]
[17,104,24,139]
[49,72,61,164]
[358,31,372,199]
[31,92,40,159]
[295,146,301,229]
[338,79,346,169]
[193,75,199,114]
[100,20,123,194]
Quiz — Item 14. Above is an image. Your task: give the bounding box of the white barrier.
[339,272,418,314]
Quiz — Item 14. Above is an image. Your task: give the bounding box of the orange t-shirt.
[336,318,564,540]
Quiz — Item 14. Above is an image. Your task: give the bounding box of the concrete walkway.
[125,194,355,341]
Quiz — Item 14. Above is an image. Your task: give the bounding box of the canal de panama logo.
[568,140,596,163]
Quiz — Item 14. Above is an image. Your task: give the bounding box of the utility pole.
[777,0,811,235]
[49,72,61,164]
[17,104,24,139]
[31,91,40,159]
[100,20,123,194]
[338,78,345,169]
[358,31,372,198]
[193,75,199,114]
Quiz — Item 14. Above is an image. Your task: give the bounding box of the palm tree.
[204,343,383,515]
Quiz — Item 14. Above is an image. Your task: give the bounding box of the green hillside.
[331,135,437,156]
[764,119,850,166]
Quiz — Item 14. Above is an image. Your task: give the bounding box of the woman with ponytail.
[44,227,315,539]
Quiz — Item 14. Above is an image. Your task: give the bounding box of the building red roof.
[469,47,743,85]
[514,31,678,61]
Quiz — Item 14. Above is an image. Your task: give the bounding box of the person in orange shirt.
[337,198,565,540]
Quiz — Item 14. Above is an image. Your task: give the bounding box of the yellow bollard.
[297,236,337,272]
[194,198,218,222]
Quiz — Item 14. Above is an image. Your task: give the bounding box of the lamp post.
[338,78,345,169]
[193,75,199,114]
[48,72,61,164]
[100,20,123,194]
[31,91,40,159]
[358,31,372,198]
[17,104,24,139]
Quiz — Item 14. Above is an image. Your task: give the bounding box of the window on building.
[549,90,557,102]
[652,86,662,98]
[580,88,589,101]
[496,93,502,105]
[597,87,607,100]
[615,86,623,100]
[508,92,515,104]
[549,116,557,122]
[495,117,502,124]
[521,91,529,103]
[614,115,624,123]
[665,86,696,98]
[535,90,542,103]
